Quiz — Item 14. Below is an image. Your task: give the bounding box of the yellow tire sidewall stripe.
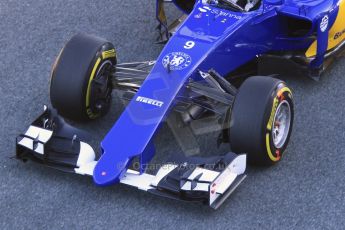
[266,133,280,162]
[86,57,101,109]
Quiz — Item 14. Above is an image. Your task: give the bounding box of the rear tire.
[50,33,117,121]
[228,76,294,166]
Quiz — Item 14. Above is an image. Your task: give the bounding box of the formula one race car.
[16,0,345,209]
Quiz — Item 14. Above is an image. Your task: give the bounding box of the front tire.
[50,33,117,121]
[228,76,294,166]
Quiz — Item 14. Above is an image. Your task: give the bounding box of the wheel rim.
[91,60,113,112]
[272,100,291,149]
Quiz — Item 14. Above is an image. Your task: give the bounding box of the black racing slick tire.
[50,33,117,121]
[229,76,294,166]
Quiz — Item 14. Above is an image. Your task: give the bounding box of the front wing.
[16,106,246,209]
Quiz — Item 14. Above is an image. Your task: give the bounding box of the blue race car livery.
[16,0,345,208]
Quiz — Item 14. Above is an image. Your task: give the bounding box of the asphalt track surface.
[1,1,345,229]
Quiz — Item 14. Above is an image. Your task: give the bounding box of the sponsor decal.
[198,7,208,13]
[197,5,242,20]
[102,49,116,60]
[162,52,192,70]
[136,96,164,108]
[334,28,345,40]
[194,13,202,19]
[320,15,329,32]
[211,9,242,20]
[267,97,279,131]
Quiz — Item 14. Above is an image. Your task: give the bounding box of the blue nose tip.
[93,152,130,186]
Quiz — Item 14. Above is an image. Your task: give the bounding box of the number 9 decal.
[184,41,195,49]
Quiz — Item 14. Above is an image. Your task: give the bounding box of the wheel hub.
[272,100,291,149]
